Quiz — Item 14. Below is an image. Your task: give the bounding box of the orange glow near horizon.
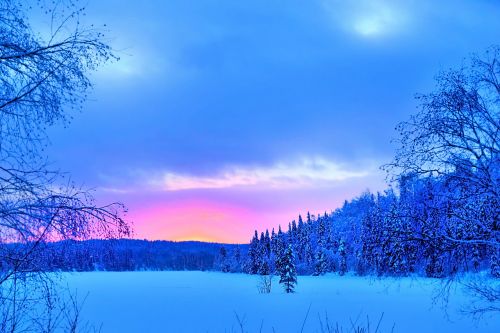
[128,199,261,243]
[117,180,384,244]
[122,188,380,243]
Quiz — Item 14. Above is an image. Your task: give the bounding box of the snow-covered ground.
[63,272,499,333]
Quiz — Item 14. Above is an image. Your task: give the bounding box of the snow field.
[63,271,499,333]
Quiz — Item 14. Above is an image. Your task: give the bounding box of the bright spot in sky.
[353,6,401,37]
[323,0,407,38]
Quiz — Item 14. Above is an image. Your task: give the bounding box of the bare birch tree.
[0,0,130,331]
[386,46,500,316]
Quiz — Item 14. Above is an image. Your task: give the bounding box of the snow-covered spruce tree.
[258,259,271,275]
[279,244,297,293]
[263,230,271,258]
[258,233,271,276]
[246,231,261,274]
[290,219,298,250]
[360,196,378,275]
[297,215,305,261]
[317,215,327,249]
[216,246,230,272]
[304,235,315,266]
[338,239,347,276]
[355,249,366,276]
[387,201,409,276]
[230,246,243,272]
[274,226,286,274]
[271,228,277,254]
[314,248,328,276]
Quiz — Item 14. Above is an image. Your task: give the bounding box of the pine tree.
[257,232,271,275]
[304,235,314,265]
[258,259,271,275]
[297,216,305,260]
[338,239,347,276]
[355,249,366,275]
[274,225,286,274]
[279,244,297,293]
[388,216,409,276]
[291,219,298,244]
[264,229,271,257]
[271,228,277,254]
[246,230,261,274]
[231,246,242,272]
[217,246,230,272]
[317,216,326,248]
[314,248,328,276]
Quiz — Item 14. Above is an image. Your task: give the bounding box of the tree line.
[243,175,499,279]
[0,239,246,272]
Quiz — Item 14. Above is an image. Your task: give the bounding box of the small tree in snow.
[279,244,297,293]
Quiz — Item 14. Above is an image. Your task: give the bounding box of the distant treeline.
[3,239,247,272]
[242,174,500,278]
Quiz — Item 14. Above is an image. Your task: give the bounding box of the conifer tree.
[271,228,277,254]
[255,232,269,274]
[274,226,286,273]
[297,217,306,260]
[264,229,271,257]
[314,248,328,276]
[338,239,347,276]
[291,219,298,242]
[258,260,271,276]
[304,236,314,265]
[231,246,242,272]
[246,231,261,274]
[217,246,230,272]
[318,216,327,248]
[279,244,297,293]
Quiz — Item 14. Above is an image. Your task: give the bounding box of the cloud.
[321,0,410,38]
[146,157,378,191]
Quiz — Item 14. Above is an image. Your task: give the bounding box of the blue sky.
[45,0,500,242]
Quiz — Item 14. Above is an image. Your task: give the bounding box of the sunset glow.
[46,0,500,243]
[128,200,258,243]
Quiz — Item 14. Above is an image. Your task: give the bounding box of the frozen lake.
[63,271,499,332]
